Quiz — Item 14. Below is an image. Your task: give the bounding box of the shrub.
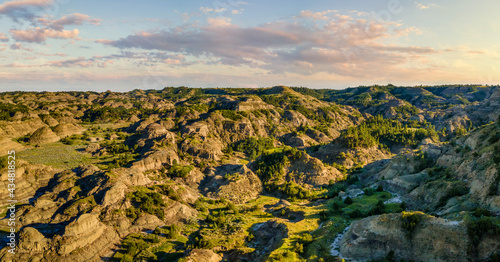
[344,196,353,205]
[0,156,6,170]
[232,137,274,159]
[368,200,386,216]
[472,207,492,218]
[467,217,500,255]
[128,190,166,220]
[219,110,243,121]
[364,187,375,196]
[376,184,384,192]
[348,208,364,218]
[437,182,469,207]
[168,164,194,178]
[401,211,422,238]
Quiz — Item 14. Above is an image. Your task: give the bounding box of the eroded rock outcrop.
[339,213,498,262]
[28,126,59,145]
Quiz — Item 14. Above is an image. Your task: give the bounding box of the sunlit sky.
[0,0,499,91]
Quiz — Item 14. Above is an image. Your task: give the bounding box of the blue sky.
[0,0,499,91]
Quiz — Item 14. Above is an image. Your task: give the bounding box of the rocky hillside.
[0,85,498,262]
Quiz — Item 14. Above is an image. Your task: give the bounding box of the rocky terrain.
[0,85,498,262]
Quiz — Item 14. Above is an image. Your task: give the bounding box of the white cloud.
[415,2,437,9]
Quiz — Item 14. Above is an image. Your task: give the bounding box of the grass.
[16,142,92,169]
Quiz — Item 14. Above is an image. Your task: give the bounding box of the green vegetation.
[126,189,166,220]
[2,86,498,262]
[167,164,194,178]
[0,102,29,121]
[231,137,274,159]
[437,181,469,208]
[0,156,6,170]
[219,110,243,121]
[466,216,500,255]
[60,134,89,145]
[401,211,423,238]
[17,143,91,169]
[81,106,133,122]
[341,115,438,149]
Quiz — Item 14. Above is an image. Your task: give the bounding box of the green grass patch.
[17,142,92,169]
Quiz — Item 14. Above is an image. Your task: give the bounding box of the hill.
[0,85,498,262]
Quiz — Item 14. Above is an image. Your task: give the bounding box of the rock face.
[287,153,343,187]
[28,126,60,145]
[142,123,169,139]
[184,249,222,262]
[52,123,84,137]
[0,160,55,206]
[5,213,119,262]
[163,201,198,224]
[339,213,469,262]
[248,219,289,261]
[0,137,25,156]
[131,148,179,172]
[201,165,262,204]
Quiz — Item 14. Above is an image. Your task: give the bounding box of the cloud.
[199,6,226,13]
[0,62,40,67]
[0,0,54,22]
[97,11,432,77]
[10,42,33,51]
[36,52,67,56]
[10,27,79,43]
[415,2,437,9]
[0,32,9,42]
[21,51,188,69]
[48,56,114,68]
[37,13,101,30]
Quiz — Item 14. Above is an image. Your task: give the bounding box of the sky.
[0,0,499,91]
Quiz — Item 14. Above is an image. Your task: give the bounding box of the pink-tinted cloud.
[0,0,54,22]
[10,27,79,43]
[36,52,67,56]
[98,12,432,77]
[0,32,9,42]
[0,62,40,67]
[38,13,101,30]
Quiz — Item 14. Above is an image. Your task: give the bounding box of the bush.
[401,211,422,237]
[376,184,384,192]
[467,217,500,255]
[0,156,6,170]
[437,182,469,207]
[232,137,274,160]
[168,164,194,178]
[472,207,492,218]
[128,190,166,219]
[368,200,386,216]
[219,110,243,121]
[364,187,375,196]
[344,196,353,205]
[349,208,364,218]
